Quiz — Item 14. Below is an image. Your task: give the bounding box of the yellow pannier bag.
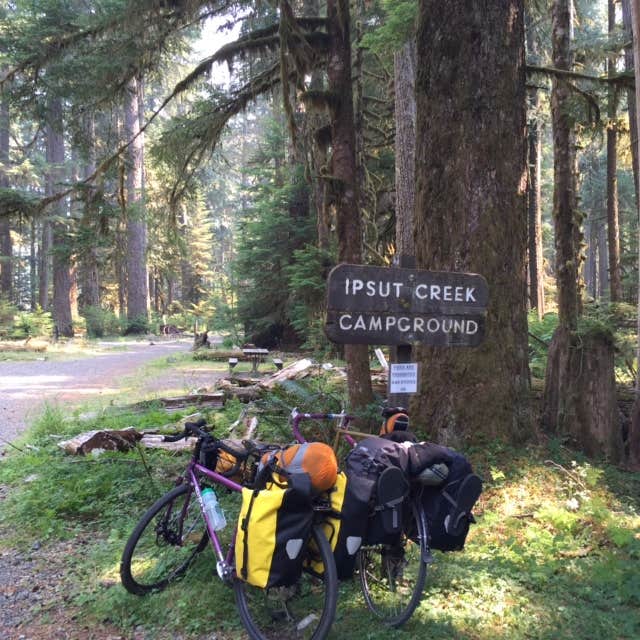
[235,483,313,588]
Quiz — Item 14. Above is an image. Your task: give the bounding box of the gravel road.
[0,338,224,639]
[0,339,194,448]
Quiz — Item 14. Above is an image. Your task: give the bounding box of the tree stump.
[543,327,623,462]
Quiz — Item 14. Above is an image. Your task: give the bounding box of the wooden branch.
[526,64,634,87]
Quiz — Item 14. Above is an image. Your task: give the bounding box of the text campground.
[337,314,480,335]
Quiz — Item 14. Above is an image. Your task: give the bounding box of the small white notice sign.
[389,363,419,394]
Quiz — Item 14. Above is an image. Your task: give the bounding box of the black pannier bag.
[313,471,371,580]
[410,443,483,552]
[344,437,413,549]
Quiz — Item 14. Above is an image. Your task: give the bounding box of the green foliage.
[361,0,418,54]
[9,306,54,339]
[285,244,334,350]
[122,315,149,336]
[233,119,316,347]
[82,306,121,338]
[528,311,558,379]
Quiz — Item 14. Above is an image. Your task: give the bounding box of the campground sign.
[325,264,489,347]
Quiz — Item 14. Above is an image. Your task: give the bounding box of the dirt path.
[0,339,206,447]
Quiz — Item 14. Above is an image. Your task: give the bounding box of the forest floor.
[0,338,227,639]
[0,344,638,640]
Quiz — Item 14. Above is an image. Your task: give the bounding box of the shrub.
[10,307,54,339]
[82,306,121,338]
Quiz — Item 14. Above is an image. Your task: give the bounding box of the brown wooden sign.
[325,264,488,347]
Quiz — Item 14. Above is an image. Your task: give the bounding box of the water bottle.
[201,488,227,531]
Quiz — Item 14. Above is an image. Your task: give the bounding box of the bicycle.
[290,409,432,628]
[120,418,338,640]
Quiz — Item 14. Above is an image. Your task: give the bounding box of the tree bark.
[412,0,531,444]
[47,97,74,338]
[584,219,597,299]
[623,0,640,208]
[626,0,640,469]
[394,40,417,259]
[0,82,12,300]
[597,222,609,301]
[542,0,621,461]
[607,0,622,302]
[327,0,373,411]
[78,115,101,311]
[124,77,149,331]
[526,19,545,317]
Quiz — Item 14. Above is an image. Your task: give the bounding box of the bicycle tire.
[120,483,208,595]
[357,499,428,627]
[233,524,338,640]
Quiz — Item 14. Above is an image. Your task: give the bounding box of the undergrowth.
[0,396,639,639]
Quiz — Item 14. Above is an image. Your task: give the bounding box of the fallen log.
[127,393,224,413]
[140,434,197,451]
[258,358,316,390]
[58,428,142,455]
[217,379,262,402]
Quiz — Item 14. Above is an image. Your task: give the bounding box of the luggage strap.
[240,489,259,580]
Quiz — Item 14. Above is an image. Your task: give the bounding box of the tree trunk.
[546,328,622,460]
[30,217,37,310]
[327,0,373,411]
[626,0,640,470]
[394,40,417,259]
[38,221,52,311]
[78,115,101,311]
[47,97,74,338]
[623,0,640,208]
[412,0,531,444]
[584,219,597,299]
[526,17,545,318]
[0,87,11,300]
[607,0,622,302]
[124,77,148,331]
[543,0,621,461]
[597,222,609,300]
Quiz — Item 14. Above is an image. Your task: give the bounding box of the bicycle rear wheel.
[358,499,428,627]
[120,483,207,595]
[234,524,338,640]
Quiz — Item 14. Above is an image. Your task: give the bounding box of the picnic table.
[242,348,270,373]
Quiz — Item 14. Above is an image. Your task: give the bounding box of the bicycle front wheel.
[358,499,428,627]
[120,483,208,595]
[234,524,338,640]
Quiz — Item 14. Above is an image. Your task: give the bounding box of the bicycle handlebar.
[162,418,208,442]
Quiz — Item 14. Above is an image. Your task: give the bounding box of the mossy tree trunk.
[412,0,531,444]
[327,0,373,412]
[543,0,622,462]
[627,0,640,470]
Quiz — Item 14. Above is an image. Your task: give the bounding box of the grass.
[1,400,639,639]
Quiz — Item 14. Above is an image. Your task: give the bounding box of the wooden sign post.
[324,263,489,406]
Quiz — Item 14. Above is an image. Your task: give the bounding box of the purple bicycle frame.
[187,460,243,565]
